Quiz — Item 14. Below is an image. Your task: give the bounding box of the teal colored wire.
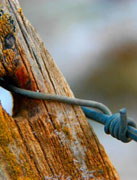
[1,79,137,143]
[0,79,112,115]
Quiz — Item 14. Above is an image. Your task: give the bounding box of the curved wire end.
[104,108,137,143]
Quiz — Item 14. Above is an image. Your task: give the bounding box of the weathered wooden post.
[0,0,120,179]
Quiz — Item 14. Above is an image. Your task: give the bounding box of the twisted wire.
[0,79,137,143]
[82,107,137,142]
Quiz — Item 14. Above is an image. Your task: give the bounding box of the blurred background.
[1,0,137,179]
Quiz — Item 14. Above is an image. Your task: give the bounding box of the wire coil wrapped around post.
[82,107,137,142]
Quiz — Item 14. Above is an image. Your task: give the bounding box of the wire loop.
[82,107,137,142]
[104,108,136,142]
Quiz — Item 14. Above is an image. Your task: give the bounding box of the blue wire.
[0,78,137,143]
[82,107,137,143]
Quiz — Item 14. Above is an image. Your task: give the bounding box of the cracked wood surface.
[0,0,120,179]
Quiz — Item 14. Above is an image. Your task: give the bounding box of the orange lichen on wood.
[2,49,16,73]
[0,7,32,89]
[0,104,41,180]
[0,8,16,42]
[0,58,5,76]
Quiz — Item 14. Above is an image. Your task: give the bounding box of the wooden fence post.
[0,0,120,179]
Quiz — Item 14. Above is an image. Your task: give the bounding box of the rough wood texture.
[0,0,120,179]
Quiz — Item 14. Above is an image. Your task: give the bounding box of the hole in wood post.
[0,77,28,116]
[0,86,13,115]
